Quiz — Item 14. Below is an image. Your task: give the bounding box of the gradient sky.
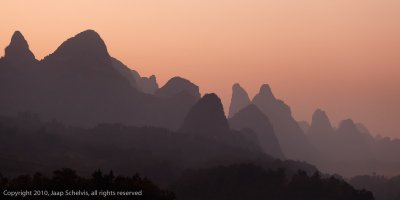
[1,0,399,137]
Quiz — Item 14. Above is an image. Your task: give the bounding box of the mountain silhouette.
[0,30,159,126]
[0,31,40,116]
[336,119,374,148]
[3,29,400,180]
[335,119,374,161]
[0,30,188,128]
[179,93,262,151]
[156,76,200,99]
[180,93,229,135]
[229,104,285,159]
[44,30,109,62]
[151,77,200,130]
[0,113,320,188]
[252,84,318,163]
[356,122,371,135]
[306,109,337,170]
[306,111,379,176]
[3,31,37,66]
[173,164,373,200]
[228,83,251,118]
[111,57,159,94]
[302,108,400,177]
[338,119,358,133]
[309,109,334,135]
[110,57,140,89]
[139,75,159,94]
[34,30,154,126]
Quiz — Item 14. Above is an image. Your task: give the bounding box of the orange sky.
[1,0,399,137]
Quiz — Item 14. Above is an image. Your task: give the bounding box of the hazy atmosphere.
[1,0,399,137]
[3,1,400,199]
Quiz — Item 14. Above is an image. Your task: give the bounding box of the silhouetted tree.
[52,168,82,190]
[91,169,114,190]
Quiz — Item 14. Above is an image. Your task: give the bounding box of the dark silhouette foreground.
[0,168,175,199]
[172,164,374,200]
[350,174,400,200]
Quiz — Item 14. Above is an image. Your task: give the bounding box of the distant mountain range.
[306,109,400,177]
[228,83,319,163]
[1,29,399,180]
[0,30,197,130]
[228,83,400,177]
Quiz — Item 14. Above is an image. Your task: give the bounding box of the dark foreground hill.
[0,168,175,200]
[172,164,373,200]
[350,174,400,200]
[0,113,315,185]
[0,114,374,200]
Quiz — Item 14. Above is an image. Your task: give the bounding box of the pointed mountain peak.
[10,31,26,46]
[4,31,36,63]
[149,75,157,81]
[228,83,251,118]
[309,108,333,134]
[48,29,109,60]
[251,84,278,108]
[258,84,275,99]
[232,83,243,90]
[232,83,249,97]
[231,83,247,95]
[252,83,292,115]
[180,93,229,135]
[156,76,200,99]
[312,109,330,124]
[338,119,357,133]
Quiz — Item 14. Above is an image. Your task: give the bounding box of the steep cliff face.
[180,93,230,136]
[228,83,251,118]
[3,31,37,66]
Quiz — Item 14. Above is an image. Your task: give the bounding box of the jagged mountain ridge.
[0,30,193,129]
[251,84,319,163]
[306,108,400,177]
[110,57,159,94]
[2,29,399,178]
[156,76,201,99]
[227,83,319,163]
